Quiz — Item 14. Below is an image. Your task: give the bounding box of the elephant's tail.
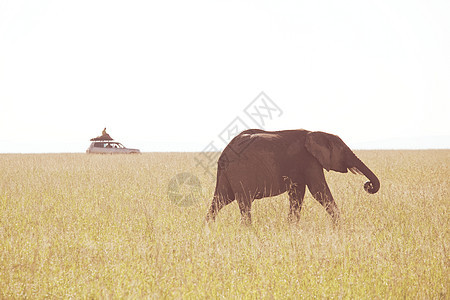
[214,170,235,202]
[206,169,235,222]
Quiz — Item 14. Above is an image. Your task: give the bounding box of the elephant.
[205,129,380,226]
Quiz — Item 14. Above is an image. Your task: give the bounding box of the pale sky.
[1,0,449,153]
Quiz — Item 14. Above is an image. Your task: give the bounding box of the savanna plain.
[0,151,448,298]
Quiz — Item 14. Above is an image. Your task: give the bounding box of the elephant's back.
[222,129,307,158]
[218,130,309,197]
[219,131,286,179]
[220,131,275,163]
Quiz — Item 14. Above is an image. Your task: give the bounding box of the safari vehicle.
[86,141,140,154]
[87,129,140,154]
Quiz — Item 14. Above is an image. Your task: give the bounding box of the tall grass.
[0,151,448,298]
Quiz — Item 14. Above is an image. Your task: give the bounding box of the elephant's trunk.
[348,152,380,194]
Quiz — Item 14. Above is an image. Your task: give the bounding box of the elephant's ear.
[305,132,332,171]
[305,131,348,173]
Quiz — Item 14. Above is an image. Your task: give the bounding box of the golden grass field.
[0,151,448,298]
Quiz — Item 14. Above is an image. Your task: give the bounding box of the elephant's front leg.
[288,183,306,223]
[308,182,340,227]
[306,170,340,227]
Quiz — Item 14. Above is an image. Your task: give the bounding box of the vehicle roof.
[90,134,113,141]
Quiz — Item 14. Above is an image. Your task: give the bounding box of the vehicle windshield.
[93,142,125,148]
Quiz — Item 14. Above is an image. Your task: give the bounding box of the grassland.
[0,151,448,298]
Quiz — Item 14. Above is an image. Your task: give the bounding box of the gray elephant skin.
[206,129,380,226]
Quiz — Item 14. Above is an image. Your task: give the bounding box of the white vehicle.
[86,141,141,154]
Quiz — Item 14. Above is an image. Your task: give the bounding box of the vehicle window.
[94,142,105,148]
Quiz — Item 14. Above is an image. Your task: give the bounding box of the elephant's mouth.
[349,167,364,175]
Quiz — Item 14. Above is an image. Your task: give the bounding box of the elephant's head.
[305,131,380,194]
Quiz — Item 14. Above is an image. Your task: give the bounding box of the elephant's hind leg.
[288,183,306,223]
[206,194,233,222]
[236,193,253,226]
[283,176,306,223]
